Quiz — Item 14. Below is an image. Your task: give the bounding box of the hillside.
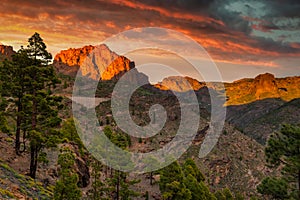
[226,98,300,144]
[0,43,298,199]
[150,73,300,145]
[0,132,54,199]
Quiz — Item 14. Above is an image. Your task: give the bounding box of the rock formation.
[225,73,300,105]
[54,45,95,67]
[53,45,95,76]
[0,45,15,60]
[252,73,279,99]
[54,44,136,81]
[154,76,206,92]
[54,44,300,105]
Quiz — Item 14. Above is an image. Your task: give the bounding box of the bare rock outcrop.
[0,44,15,60]
[225,73,300,105]
[252,73,279,99]
[154,76,206,92]
[54,44,136,81]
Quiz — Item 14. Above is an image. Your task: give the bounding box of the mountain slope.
[54,44,135,80]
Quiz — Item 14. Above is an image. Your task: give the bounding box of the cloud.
[0,0,299,69]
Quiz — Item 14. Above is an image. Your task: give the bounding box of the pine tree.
[0,61,9,133]
[0,49,33,154]
[103,126,139,200]
[0,33,62,177]
[182,159,216,200]
[142,156,160,185]
[257,177,288,199]
[60,118,83,150]
[54,147,82,200]
[88,158,108,200]
[222,188,234,200]
[214,190,226,200]
[23,32,62,178]
[162,181,192,200]
[257,124,300,199]
[159,161,184,192]
[183,158,205,182]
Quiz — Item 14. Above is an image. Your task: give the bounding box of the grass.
[0,160,53,199]
[0,188,14,198]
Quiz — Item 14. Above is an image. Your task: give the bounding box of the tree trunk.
[116,170,120,200]
[32,92,37,129]
[29,144,37,179]
[15,98,22,155]
[298,169,300,200]
[150,172,153,185]
[29,89,37,179]
[20,129,26,153]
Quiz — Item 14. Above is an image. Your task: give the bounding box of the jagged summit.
[225,72,300,105]
[0,44,15,60]
[53,44,300,104]
[53,44,135,80]
[154,76,206,92]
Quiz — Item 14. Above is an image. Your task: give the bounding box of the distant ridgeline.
[2,44,299,106]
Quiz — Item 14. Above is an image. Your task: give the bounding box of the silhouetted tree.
[24,32,61,178]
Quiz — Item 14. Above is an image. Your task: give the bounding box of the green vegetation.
[0,32,62,178]
[88,158,107,200]
[257,124,300,199]
[1,32,298,199]
[54,147,82,200]
[0,160,53,199]
[159,160,214,200]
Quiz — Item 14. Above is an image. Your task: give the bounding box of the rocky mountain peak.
[0,44,15,60]
[252,73,279,99]
[53,44,136,80]
[154,76,205,92]
[54,45,95,67]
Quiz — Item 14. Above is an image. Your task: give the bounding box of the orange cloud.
[0,0,299,70]
[109,0,224,26]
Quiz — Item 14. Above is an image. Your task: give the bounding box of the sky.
[0,0,300,82]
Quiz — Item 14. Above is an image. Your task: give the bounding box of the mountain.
[0,45,15,60]
[154,76,206,92]
[94,84,270,197]
[54,44,135,80]
[152,73,300,145]
[225,73,300,105]
[224,73,300,144]
[227,98,300,144]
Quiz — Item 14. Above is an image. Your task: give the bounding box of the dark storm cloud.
[132,0,215,11]
[203,0,300,54]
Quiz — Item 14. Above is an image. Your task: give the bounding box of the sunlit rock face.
[54,45,95,67]
[53,45,95,77]
[0,45,15,60]
[252,73,279,99]
[225,73,300,105]
[54,44,135,81]
[154,76,206,92]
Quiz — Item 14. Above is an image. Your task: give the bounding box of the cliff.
[0,45,15,60]
[225,73,300,105]
[154,76,206,92]
[54,44,135,80]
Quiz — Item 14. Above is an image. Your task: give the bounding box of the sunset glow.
[1,0,299,81]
